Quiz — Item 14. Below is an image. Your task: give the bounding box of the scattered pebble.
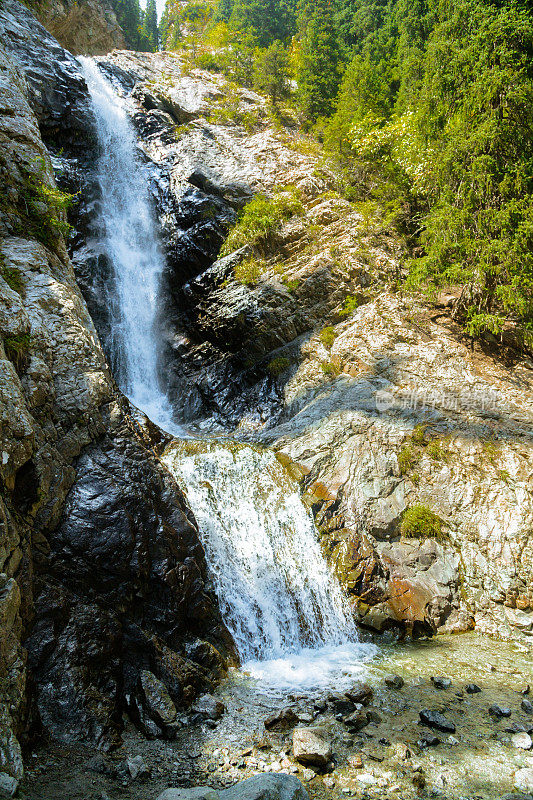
[489,704,512,719]
[418,733,441,748]
[522,699,533,715]
[385,674,404,689]
[465,683,482,694]
[431,676,452,690]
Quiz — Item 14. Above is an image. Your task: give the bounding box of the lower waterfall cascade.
[79,57,376,689]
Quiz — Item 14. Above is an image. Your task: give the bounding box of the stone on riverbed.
[158,775,309,800]
[465,683,482,694]
[265,707,299,730]
[292,727,333,768]
[522,699,533,714]
[345,683,373,706]
[419,709,456,733]
[512,732,533,750]
[431,676,452,690]
[489,704,512,719]
[192,694,225,721]
[384,675,404,689]
[514,768,533,794]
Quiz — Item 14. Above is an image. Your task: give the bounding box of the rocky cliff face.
[0,5,232,794]
[90,51,533,645]
[37,0,126,56]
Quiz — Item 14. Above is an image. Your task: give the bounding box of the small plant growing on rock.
[234,255,265,286]
[411,424,427,445]
[3,333,31,374]
[282,277,299,292]
[426,437,450,462]
[267,356,290,377]
[482,439,499,464]
[321,361,340,378]
[400,505,444,541]
[320,326,337,348]
[338,294,363,318]
[398,445,419,475]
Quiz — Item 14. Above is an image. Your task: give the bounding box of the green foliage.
[400,504,444,540]
[398,444,418,475]
[338,294,362,317]
[21,159,76,248]
[141,0,159,50]
[482,439,499,465]
[411,423,427,445]
[321,361,340,377]
[319,325,337,348]
[296,0,343,121]
[229,0,296,47]
[267,355,291,376]
[253,41,291,103]
[221,188,303,255]
[234,255,266,285]
[111,0,152,50]
[3,334,31,374]
[324,0,533,346]
[426,437,449,462]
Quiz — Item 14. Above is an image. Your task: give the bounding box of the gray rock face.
[292,727,333,768]
[37,0,126,56]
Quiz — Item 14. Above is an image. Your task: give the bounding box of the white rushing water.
[79,57,180,435]
[81,59,376,689]
[164,441,376,690]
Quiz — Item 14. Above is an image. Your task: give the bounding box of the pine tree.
[296,0,342,120]
[217,0,234,22]
[141,0,159,51]
[229,0,296,47]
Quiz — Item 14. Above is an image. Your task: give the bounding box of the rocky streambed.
[23,633,533,800]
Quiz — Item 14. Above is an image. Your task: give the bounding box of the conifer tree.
[296,0,342,120]
[142,0,159,51]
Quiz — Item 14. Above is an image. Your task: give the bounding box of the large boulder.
[292,727,333,769]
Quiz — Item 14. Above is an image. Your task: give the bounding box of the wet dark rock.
[343,709,369,732]
[431,676,452,690]
[384,674,404,689]
[313,699,327,713]
[264,707,299,731]
[418,733,440,748]
[26,425,235,747]
[192,694,226,721]
[158,789,219,800]
[489,704,512,719]
[522,699,533,714]
[419,709,456,733]
[327,693,354,716]
[345,683,373,706]
[292,727,333,769]
[465,683,482,694]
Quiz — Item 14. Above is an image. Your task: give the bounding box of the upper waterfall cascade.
[79,57,180,435]
[79,59,375,688]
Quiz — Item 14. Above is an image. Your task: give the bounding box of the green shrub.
[400,505,444,541]
[398,445,418,475]
[3,333,31,373]
[282,278,300,292]
[411,424,427,446]
[482,439,499,465]
[338,294,363,318]
[426,438,450,462]
[221,188,303,256]
[267,356,290,377]
[234,255,266,286]
[320,326,337,348]
[321,361,340,377]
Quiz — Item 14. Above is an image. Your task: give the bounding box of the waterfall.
[79,59,375,689]
[163,441,375,689]
[79,57,180,435]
